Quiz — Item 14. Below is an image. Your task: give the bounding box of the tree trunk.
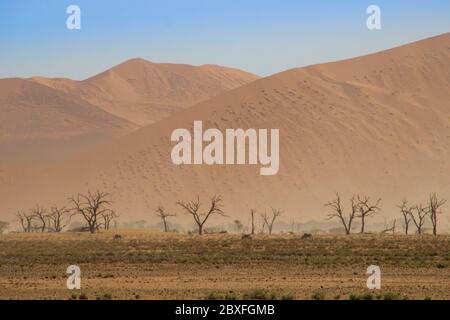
[360,216,365,234]
[40,219,46,233]
[432,215,437,236]
[347,220,352,235]
[198,224,203,235]
[163,219,168,232]
[251,213,255,235]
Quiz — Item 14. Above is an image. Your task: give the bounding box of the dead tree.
[31,205,48,233]
[0,221,9,234]
[261,217,267,234]
[48,206,72,232]
[428,193,446,236]
[260,212,269,233]
[102,210,119,230]
[16,211,34,233]
[397,199,413,235]
[234,220,244,233]
[250,209,256,235]
[356,196,381,233]
[410,204,428,235]
[381,219,396,234]
[155,206,175,232]
[177,195,226,235]
[325,193,357,235]
[260,208,283,235]
[69,191,114,234]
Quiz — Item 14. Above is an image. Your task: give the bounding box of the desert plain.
[0,230,449,300]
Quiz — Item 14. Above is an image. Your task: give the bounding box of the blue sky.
[1,0,449,79]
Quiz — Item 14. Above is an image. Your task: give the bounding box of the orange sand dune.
[0,61,259,183]
[31,59,260,126]
[1,33,449,223]
[0,78,136,164]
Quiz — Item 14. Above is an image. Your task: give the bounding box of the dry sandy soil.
[0,230,448,300]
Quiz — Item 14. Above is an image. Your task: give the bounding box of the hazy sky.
[1,0,449,79]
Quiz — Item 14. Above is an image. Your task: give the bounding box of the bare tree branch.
[155,206,176,232]
[177,195,226,235]
[356,196,381,233]
[16,211,34,233]
[69,191,114,234]
[397,199,413,235]
[428,193,446,236]
[410,204,428,235]
[48,206,72,232]
[325,193,357,235]
[101,210,119,231]
[30,205,48,233]
[381,219,396,234]
[260,208,283,235]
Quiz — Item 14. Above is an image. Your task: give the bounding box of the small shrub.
[383,292,401,300]
[269,292,278,300]
[206,292,223,300]
[243,289,268,300]
[281,293,295,300]
[349,294,361,300]
[225,292,237,300]
[96,293,112,300]
[78,293,88,300]
[312,291,325,300]
[362,293,374,300]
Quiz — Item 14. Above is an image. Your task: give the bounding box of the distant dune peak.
[30,58,260,127]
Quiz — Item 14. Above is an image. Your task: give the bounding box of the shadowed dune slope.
[0,78,137,166]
